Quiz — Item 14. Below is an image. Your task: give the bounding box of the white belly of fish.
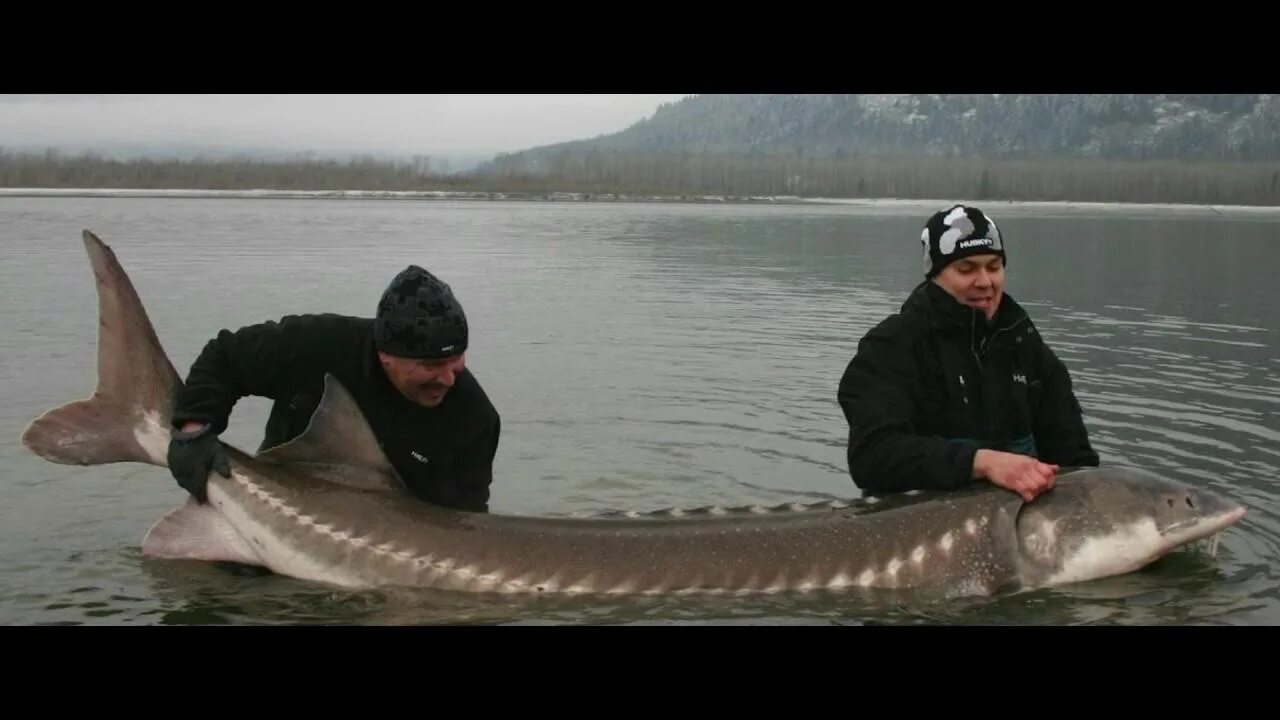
[209,472,373,590]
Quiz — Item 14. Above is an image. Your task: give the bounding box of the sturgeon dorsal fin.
[256,374,404,493]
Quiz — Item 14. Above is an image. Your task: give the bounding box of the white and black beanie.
[920,204,1005,278]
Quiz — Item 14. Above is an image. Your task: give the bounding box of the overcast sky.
[0,94,690,157]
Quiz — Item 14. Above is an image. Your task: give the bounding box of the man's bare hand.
[973,449,1058,502]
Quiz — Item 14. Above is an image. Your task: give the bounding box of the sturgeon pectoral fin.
[141,498,265,566]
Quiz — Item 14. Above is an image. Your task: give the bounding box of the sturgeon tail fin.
[21,230,182,468]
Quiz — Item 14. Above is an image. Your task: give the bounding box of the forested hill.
[480,95,1280,172]
[461,94,1280,205]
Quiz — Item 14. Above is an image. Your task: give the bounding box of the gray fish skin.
[20,230,1249,602]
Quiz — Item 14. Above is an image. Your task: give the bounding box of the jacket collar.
[902,280,1032,349]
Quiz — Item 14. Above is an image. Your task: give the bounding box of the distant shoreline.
[5,149,1279,208]
[3,187,1279,217]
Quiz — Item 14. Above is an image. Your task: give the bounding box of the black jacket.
[837,281,1098,494]
[171,313,501,512]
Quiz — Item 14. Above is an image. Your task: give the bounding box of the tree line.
[2,148,1278,206]
[484,150,1280,205]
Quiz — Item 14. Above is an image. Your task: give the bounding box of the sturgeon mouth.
[1161,505,1247,553]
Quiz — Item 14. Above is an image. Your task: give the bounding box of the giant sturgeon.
[21,230,1248,602]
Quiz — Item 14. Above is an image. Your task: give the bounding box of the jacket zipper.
[967,310,1028,412]
[977,313,1028,360]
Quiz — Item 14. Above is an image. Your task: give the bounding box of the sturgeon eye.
[1167,499,1175,508]
[1186,496,1195,509]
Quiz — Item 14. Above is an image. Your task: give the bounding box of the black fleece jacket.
[838,281,1098,494]
[171,313,500,512]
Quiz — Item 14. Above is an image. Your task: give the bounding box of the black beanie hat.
[373,265,468,359]
[920,204,1006,278]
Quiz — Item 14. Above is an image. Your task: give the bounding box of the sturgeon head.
[1011,466,1247,589]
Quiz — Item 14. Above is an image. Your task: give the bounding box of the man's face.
[378,351,466,408]
[933,253,1005,320]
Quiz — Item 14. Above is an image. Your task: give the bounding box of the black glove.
[167,424,231,504]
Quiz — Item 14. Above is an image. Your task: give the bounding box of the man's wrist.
[972,449,992,478]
